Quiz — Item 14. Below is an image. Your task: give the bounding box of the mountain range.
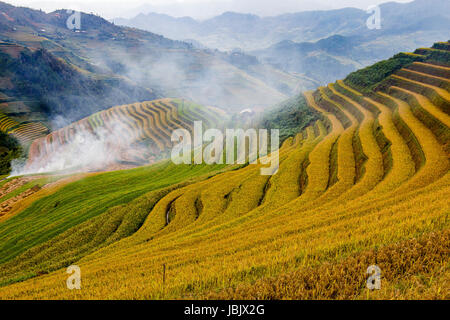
[114,0,450,85]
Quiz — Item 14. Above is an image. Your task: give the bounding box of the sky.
[4,0,414,20]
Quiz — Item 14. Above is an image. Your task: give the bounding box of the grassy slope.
[344,44,450,93]
[0,161,229,266]
[260,94,323,143]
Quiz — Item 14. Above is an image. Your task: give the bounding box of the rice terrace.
[0,0,448,307]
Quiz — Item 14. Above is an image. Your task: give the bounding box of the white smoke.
[10,119,150,176]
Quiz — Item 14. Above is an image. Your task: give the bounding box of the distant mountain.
[114,0,450,85]
[112,12,198,41]
[252,35,364,84]
[113,9,368,51]
[0,2,306,119]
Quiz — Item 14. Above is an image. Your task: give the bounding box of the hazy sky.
[5,0,414,19]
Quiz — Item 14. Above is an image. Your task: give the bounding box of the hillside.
[0,2,304,112]
[0,41,156,135]
[0,41,448,299]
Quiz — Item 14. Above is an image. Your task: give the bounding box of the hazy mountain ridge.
[112,8,368,51]
[252,35,365,84]
[114,0,450,86]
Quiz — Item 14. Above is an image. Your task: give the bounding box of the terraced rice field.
[0,113,19,132]
[9,122,49,144]
[0,44,448,299]
[0,113,49,144]
[27,98,223,168]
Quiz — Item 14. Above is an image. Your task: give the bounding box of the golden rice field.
[0,49,448,299]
